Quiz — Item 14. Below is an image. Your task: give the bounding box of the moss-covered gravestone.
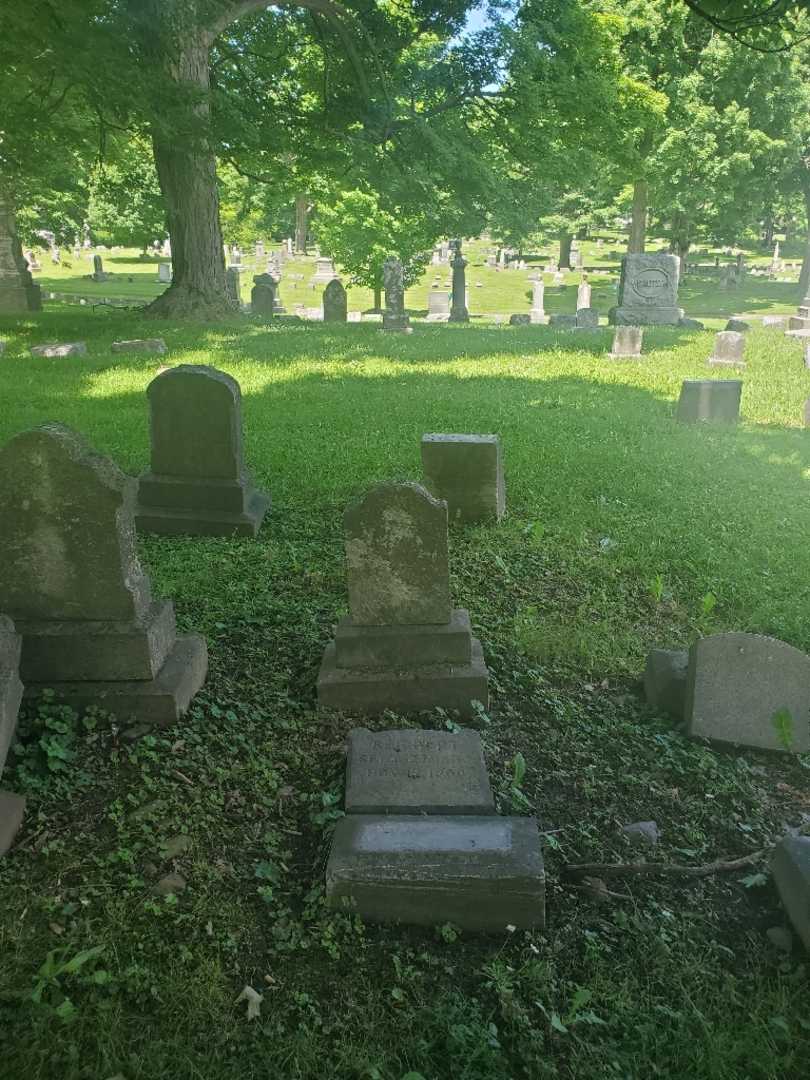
[0,424,208,725]
[317,482,489,715]
[322,279,347,323]
[136,365,270,537]
[421,433,505,523]
[0,615,24,856]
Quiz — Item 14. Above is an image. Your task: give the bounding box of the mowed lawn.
[1,307,809,1080]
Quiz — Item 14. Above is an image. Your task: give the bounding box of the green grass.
[0,306,809,1080]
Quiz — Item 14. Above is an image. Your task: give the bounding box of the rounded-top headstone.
[323,279,348,323]
[147,364,243,481]
[0,423,151,622]
[344,482,450,626]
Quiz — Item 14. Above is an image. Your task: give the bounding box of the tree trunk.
[295,194,309,255]
[142,22,231,319]
[559,232,572,269]
[763,211,774,250]
[0,191,39,313]
[372,281,382,312]
[628,179,647,254]
[800,185,810,299]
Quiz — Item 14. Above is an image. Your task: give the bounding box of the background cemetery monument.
[609,253,684,326]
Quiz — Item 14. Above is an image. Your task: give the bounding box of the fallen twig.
[565,849,766,880]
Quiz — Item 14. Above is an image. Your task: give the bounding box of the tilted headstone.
[685,633,810,753]
[158,262,172,284]
[345,728,494,815]
[251,273,277,318]
[708,330,746,368]
[421,433,505,524]
[448,241,469,323]
[426,292,450,322]
[317,483,489,715]
[676,380,741,423]
[609,253,683,325]
[136,365,270,538]
[382,257,409,331]
[326,814,545,930]
[0,614,25,856]
[323,279,347,323]
[0,424,207,724]
[609,325,643,359]
[771,836,810,952]
[530,278,545,323]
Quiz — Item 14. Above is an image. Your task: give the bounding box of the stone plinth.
[345,727,494,814]
[318,483,489,716]
[0,424,207,725]
[326,814,545,930]
[685,633,810,753]
[771,836,810,952]
[421,433,505,524]
[136,365,270,537]
[676,380,741,423]
[609,254,683,325]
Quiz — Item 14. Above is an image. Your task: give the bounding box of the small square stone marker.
[421,434,505,524]
[707,331,746,369]
[609,325,643,360]
[345,728,494,814]
[326,814,545,931]
[676,380,741,423]
[685,633,810,753]
[771,836,810,952]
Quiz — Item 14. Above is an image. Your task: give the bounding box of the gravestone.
[251,273,277,318]
[136,365,270,538]
[0,198,41,313]
[609,254,683,325]
[323,279,347,323]
[549,314,578,329]
[609,325,643,359]
[771,836,810,952]
[509,313,530,325]
[0,615,24,856]
[111,339,167,355]
[326,814,545,930]
[92,254,109,282]
[310,257,337,285]
[676,380,741,423]
[318,483,489,716]
[345,728,494,814]
[644,648,687,719]
[763,315,788,330]
[421,433,505,523]
[158,263,172,284]
[225,266,241,304]
[708,331,746,368]
[530,278,546,323]
[426,292,450,322]
[449,240,469,323]
[577,280,591,309]
[382,257,410,331]
[255,240,265,259]
[0,424,207,724]
[725,318,750,332]
[30,342,87,358]
[576,308,599,328]
[788,315,810,332]
[684,633,810,753]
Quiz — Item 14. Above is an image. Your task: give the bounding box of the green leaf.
[511,752,527,788]
[550,1012,568,1034]
[739,872,768,888]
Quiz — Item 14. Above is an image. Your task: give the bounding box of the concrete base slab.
[609,306,683,326]
[136,490,269,538]
[335,609,473,668]
[318,637,489,717]
[22,634,207,727]
[0,791,26,856]
[771,836,810,952]
[326,814,545,931]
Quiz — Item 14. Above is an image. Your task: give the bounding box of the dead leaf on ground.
[236,984,263,1021]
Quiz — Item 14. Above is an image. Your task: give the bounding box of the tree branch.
[565,849,766,880]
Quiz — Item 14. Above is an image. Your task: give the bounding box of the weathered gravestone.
[725,318,751,332]
[0,198,41,313]
[30,342,87,358]
[609,253,683,325]
[158,263,172,284]
[789,313,810,332]
[684,633,810,753]
[449,240,469,323]
[576,308,599,328]
[225,266,241,305]
[676,380,742,423]
[549,314,578,330]
[763,315,789,330]
[136,365,270,538]
[323,279,347,323]
[317,483,489,715]
[251,273,277,318]
[111,338,167,355]
[509,313,531,326]
[382,257,410,331]
[426,292,450,322]
[0,424,208,724]
[530,278,546,323]
[708,331,746,368]
[345,728,494,814]
[0,615,24,856]
[326,814,545,930]
[92,254,109,282]
[771,836,810,952]
[577,280,591,309]
[609,325,643,359]
[421,433,505,524]
[310,257,337,286]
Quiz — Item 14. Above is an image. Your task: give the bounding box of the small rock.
[161,834,192,860]
[766,926,793,953]
[622,821,659,847]
[154,872,186,896]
